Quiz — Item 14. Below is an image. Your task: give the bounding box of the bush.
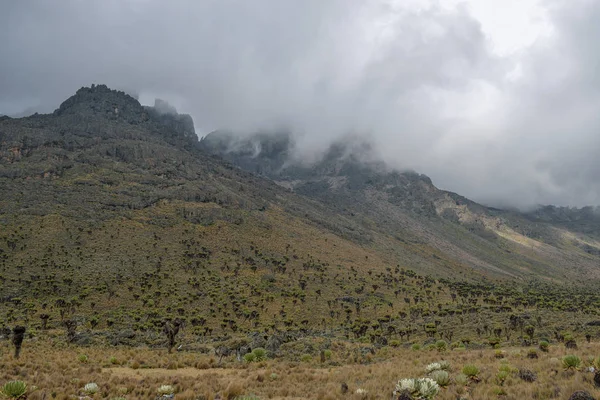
[300,354,312,363]
[323,349,332,359]
[527,349,538,359]
[0,381,27,399]
[390,340,400,348]
[462,364,480,379]
[426,361,450,374]
[157,385,175,395]
[539,340,549,352]
[394,378,440,400]
[454,374,468,386]
[425,362,442,374]
[78,354,89,363]
[563,355,582,370]
[430,370,450,387]
[243,353,256,363]
[252,348,267,362]
[83,383,99,395]
[411,344,421,351]
[435,340,447,352]
[495,370,509,386]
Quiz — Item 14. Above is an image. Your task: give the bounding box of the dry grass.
[2,339,600,399]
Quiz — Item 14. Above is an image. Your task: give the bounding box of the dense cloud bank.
[1,0,599,208]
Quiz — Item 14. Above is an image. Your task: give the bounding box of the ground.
[2,338,600,399]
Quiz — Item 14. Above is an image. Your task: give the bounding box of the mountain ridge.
[2,84,600,344]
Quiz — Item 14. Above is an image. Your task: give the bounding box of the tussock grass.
[2,339,600,399]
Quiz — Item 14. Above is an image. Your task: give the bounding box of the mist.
[1,0,599,209]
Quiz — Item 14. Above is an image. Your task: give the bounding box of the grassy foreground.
[2,339,600,399]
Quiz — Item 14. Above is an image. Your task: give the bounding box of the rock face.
[54,84,197,144]
[144,99,196,141]
[54,84,146,124]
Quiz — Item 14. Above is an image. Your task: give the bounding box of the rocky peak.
[144,99,196,141]
[53,84,147,124]
[51,84,197,144]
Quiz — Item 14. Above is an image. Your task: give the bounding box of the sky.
[1,0,599,209]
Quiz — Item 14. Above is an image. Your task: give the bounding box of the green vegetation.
[461,364,480,379]
[562,354,582,370]
[0,381,27,399]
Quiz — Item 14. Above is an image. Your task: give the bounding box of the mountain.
[199,131,600,283]
[1,85,600,344]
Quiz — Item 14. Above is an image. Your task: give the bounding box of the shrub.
[390,340,400,347]
[157,385,175,396]
[494,350,505,359]
[430,370,450,387]
[435,340,447,352]
[454,374,468,386]
[424,344,436,351]
[425,362,442,374]
[425,361,450,374]
[411,344,421,351]
[78,354,89,363]
[109,356,119,365]
[394,378,440,400]
[563,355,582,370]
[527,349,538,359]
[323,349,332,359]
[450,341,465,350]
[495,370,509,386]
[252,348,267,362]
[243,353,256,363]
[300,354,312,363]
[1,381,27,399]
[83,383,99,395]
[462,364,480,379]
[539,340,549,352]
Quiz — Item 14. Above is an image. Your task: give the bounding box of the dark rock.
[341,382,348,394]
[568,391,595,400]
[594,371,600,388]
[518,368,537,382]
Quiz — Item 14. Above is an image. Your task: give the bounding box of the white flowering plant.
[394,377,440,400]
[157,385,175,395]
[425,361,451,374]
[83,382,99,395]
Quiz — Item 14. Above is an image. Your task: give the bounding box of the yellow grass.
[2,338,600,399]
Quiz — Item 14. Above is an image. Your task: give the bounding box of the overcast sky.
[1,0,599,209]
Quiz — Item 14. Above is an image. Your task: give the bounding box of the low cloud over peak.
[1,0,599,209]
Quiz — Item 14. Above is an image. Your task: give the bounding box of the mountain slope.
[2,85,600,343]
[199,131,600,283]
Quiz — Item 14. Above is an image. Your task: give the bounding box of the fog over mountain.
[1,0,600,209]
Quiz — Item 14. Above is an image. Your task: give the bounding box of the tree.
[163,318,184,353]
[12,326,26,359]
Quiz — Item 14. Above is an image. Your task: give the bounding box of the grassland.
[2,336,600,399]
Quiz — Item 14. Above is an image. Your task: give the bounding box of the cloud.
[0,0,599,208]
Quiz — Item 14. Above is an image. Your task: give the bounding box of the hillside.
[199,131,600,283]
[1,85,600,348]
